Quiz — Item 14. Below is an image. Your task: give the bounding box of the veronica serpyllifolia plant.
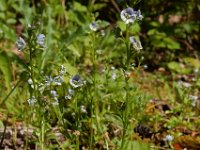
[119,6,144,150]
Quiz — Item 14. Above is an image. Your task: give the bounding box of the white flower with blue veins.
[28,78,33,85]
[36,34,45,46]
[27,96,37,106]
[129,36,143,51]
[121,7,136,24]
[52,97,59,106]
[51,90,57,97]
[65,88,75,100]
[121,8,143,24]
[135,10,144,20]
[80,105,87,113]
[89,22,99,31]
[188,95,198,106]
[16,37,26,51]
[70,74,84,88]
[59,65,66,76]
[164,135,174,142]
[53,75,64,86]
[112,73,117,80]
[45,76,53,86]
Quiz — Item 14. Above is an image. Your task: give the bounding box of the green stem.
[41,119,45,150]
[28,34,45,149]
[120,76,130,150]
[89,96,94,150]
[125,24,130,69]
[25,119,29,150]
[0,80,21,106]
[75,95,80,149]
[27,37,37,101]
[120,24,131,150]
[89,32,96,149]
[0,113,8,147]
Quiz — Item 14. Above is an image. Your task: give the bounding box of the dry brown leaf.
[174,135,200,149]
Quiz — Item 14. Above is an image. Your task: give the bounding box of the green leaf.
[183,57,200,68]
[147,29,157,35]
[6,18,16,24]
[130,22,141,34]
[0,120,4,128]
[150,21,160,27]
[0,12,6,20]
[73,2,87,12]
[167,61,191,74]
[0,24,16,41]
[93,3,106,11]
[67,44,81,57]
[125,141,151,150]
[118,21,126,32]
[163,37,180,50]
[0,52,12,91]
[0,0,6,11]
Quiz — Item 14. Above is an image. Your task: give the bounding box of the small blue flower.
[129,36,143,51]
[36,34,45,46]
[121,7,136,24]
[80,105,87,113]
[27,96,37,106]
[70,74,84,88]
[112,73,117,80]
[16,37,26,51]
[50,90,57,97]
[164,135,174,142]
[135,10,143,20]
[188,95,198,106]
[89,22,99,31]
[65,88,75,100]
[27,78,33,85]
[53,75,64,86]
[45,76,53,86]
[52,97,59,106]
[59,65,66,76]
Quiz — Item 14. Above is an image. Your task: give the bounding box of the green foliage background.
[0,0,200,149]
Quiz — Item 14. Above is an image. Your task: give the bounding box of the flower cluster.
[45,65,66,87]
[120,7,144,51]
[16,33,46,51]
[26,65,66,106]
[121,8,143,24]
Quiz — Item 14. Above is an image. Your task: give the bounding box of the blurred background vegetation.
[0,0,200,149]
[0,0,199,63]
[0,0,199,108]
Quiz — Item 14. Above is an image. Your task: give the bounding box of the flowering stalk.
[125,24,130,69]
[120,7,144,150]
[119,22,132,150]
[26,29,46,150]
[89,23,107,149]
[89,29,96,149]
[75,90,80,149]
